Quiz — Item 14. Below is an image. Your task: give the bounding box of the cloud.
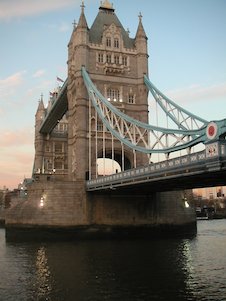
[47,21,71,33]
[0,0,80,21]
[0,149,34,189]
[59,22,71,32]
[1,149,34,168]
[0,127,34,148]
[0,127,34,189]
[33,69,46,78]
[0,71,26,97]
[166,82,226,104]
[0,172,28,190]
[26,79,53,100]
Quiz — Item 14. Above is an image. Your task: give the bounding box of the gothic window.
[54,142,63,153]
[114,55,119,65]
[45,143,50,152]
[114,38,119,48]
[47,162,53,170]
[107,88,120,101]
[106,54,111,63]
[54,161,63,170]
[106,37,111,47]
[122,56,127,66]
[128,94,135,104]
[98,53,104,63]
[58,124,64,132]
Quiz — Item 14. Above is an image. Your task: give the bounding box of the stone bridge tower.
[67,1,149,181]
[5,1,196,238]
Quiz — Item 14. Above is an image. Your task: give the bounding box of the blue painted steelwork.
[144,75,208,129]
[38,67,226,155]
[82,67,226,154]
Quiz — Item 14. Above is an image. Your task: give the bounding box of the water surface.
[0,220,226,300]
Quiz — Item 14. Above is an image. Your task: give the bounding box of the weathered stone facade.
[33,1,150,180]
[67,2,150,181]
[34,96,68,177]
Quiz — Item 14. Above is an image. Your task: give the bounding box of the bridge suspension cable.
[144,75,208,131]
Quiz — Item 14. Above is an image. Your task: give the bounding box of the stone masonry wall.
[6,180,88,227]
[89,190,196,227]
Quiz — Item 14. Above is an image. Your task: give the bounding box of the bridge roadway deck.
[86,145,226,193]
[40,79,68,134]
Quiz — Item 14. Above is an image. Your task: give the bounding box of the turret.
[135,13,148,77]
[34,95,46,173]
[68,1,89,75]
[67,1,90,180]
[35,95,45,134]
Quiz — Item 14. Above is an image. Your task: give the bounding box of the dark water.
[0,220,226,301]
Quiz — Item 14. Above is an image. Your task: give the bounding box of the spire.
[77,1,88,28]
[37,94,45,111]
[36,94,45,119]
[135,12,147,40]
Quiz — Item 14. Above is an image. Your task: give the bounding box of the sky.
[0,0,226,190]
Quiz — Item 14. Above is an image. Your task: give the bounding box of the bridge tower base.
[87,189,196,238]
[5,180,196,240]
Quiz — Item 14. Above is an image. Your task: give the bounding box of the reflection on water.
[0,220,226,301]
[35,247,52,299]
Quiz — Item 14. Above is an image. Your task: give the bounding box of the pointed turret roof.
[89,2,134,48]
[36,95,45,119]
[77,1,88,29]
[135,13,147,40]
[37,95,45,112]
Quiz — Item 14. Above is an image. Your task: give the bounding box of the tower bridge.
[5,1,226,239]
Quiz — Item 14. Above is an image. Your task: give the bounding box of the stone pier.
[5,178,196,240]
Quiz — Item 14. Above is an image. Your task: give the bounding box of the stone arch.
[97,148,132,175]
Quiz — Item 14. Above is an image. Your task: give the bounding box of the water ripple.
[0,220,225,301]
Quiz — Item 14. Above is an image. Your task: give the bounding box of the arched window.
[98,53,104,63]
[107,88,120,101]
[106,54,111,63]
[128,94,135,104]
[114,55,119,65]
[106,37,111,47]
[122,56,127,66]
[45,143,51,152]
[114,38,119,48]
[54,160,63,170]
[54,142,63,153]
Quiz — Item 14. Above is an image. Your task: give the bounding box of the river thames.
[0,220,225,301]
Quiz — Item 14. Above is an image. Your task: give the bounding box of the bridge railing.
[86,141,226,191]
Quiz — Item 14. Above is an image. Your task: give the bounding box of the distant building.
[18,178,34,198]
[193,186,226,200]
